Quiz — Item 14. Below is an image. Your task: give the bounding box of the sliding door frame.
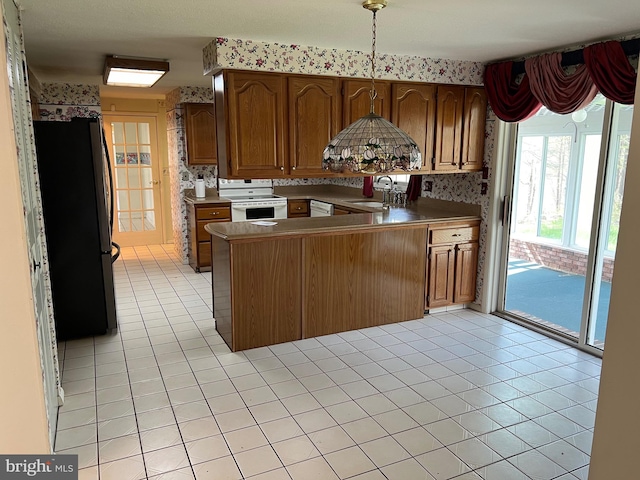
[493,101,622,358]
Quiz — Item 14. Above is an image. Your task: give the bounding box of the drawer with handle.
[430,225,479,244]
[288,200,309,216]
[196,205,231,221]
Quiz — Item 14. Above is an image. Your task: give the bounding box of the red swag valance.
[484,39,638,122]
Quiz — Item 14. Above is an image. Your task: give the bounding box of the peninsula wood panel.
[303,228,426,337]
[212,236,232,348]
[230,239,302,350]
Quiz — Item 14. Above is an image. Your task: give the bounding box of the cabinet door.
[288,76,341,176]
[343,79,391,125]
[427,244,455,308]
[392,83,436,172]
[434,85,464,172]
[461,87,487,172]
[454,242,478,303]
[185,103,217,165]
[226,71,287,177]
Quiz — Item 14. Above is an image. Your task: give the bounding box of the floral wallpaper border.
[204,37,483,85]
[38,83,101,121]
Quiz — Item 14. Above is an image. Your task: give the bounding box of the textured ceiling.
[16,0,640,96]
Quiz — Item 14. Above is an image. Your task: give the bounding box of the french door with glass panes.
[498,95,633,352]
[104,115,163,246]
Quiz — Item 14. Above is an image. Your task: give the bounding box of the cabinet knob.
[452,233,461,237]
[210,212,219,216]
[280,166,284,171]
[292,166,296,170]
[296,207,301,210]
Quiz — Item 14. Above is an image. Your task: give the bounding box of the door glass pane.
[140,145,151,165]
[513,136,543,237]
[125,122,138,143]
[142,189,154,210]
[144,211,156,230]
[141,167,152,187]
[115,145,125,164]
[574,135,601,248]
[117,190,129,210]
[587,103,633,349]
[126,146,138,164]
[113,122,124,144]
[127,168,141,188]
[138,123,150,144]
[115,168,127,188]
[540,136,570,241]
[118,212,131,232]
[505,96,605,338]
[129,190,142,210]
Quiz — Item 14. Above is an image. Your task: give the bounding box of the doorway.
[498,95,633,352]
[103,115,164,246]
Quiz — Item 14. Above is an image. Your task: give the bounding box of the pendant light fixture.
[322,0,421,174]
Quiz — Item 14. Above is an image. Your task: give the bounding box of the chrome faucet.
[376,176,393,207]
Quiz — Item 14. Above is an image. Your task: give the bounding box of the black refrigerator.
[34,118,119,340]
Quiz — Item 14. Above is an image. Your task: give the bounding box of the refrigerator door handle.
[111,242,121,264]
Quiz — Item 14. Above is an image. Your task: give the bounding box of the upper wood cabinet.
[461,87,487,171]
[184,103,217,165]
[213,69,486,179]
[434,85,486,173]
[215,70,288,178]
[392,83,437,173]
[288,76,341,176]
[342,79,391,125]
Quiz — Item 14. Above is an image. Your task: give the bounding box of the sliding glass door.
[499,95,633,351]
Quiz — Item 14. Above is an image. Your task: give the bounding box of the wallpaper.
[203,37,484,86]
[166,87,217,262]
[4,1,60,447]
[38,83,101,121]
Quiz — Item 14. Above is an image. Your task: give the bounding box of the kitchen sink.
[348,201,385,208]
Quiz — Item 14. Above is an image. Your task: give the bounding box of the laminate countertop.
[183,188,231,205]
[205,185,481,241]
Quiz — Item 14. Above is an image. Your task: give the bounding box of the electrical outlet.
[425,181,433,192]
[181,172,189,181]
[481,182,488,195]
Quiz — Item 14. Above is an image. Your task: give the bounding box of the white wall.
[588,83,640,478]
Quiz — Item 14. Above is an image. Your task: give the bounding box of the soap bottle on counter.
[195,175,206,198]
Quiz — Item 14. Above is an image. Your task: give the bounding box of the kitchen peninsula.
[206,190,481,352]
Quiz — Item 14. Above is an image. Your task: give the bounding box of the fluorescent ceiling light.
[103,56,169,88]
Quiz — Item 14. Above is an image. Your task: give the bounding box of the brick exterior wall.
[509,238,615,282]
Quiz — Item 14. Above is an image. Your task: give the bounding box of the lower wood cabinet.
[287,199,309,218]
[188,203,231,272]
[426,221,480,309]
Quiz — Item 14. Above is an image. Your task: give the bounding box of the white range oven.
[218,179,288,222]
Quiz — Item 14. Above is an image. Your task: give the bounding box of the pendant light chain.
[369,10,378,114]
[322,0,422,174]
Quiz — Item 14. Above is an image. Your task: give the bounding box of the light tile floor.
[55,245,600,480]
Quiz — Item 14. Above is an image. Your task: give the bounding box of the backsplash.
[38,83,101,120]
[166,87,217,262]
[203,38,483,86]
